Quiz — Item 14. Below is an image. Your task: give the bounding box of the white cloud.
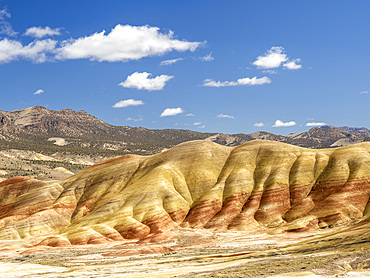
[253,47,288,69]
[199,52,214,62]
[306,122,326,127]
[56,24,201,62]
[33,89,44,95]
[112,99,144,108]
[0,8,17,37]
[126,116,143,122]
[185,113,194,117]
[198,125,206,128]
[24,26,61,38]
[360,91,368,95]
[0,21,17,37]
[203,76,271,87]
[273,120,296,127]
[217,114,235,119]
[160,57,183,66]
[253,47,302,70]
[254,122,264,127]
[262,69,277,74]
[160,107,183,117]
[193,122,202,125]
[119,72,174,91]
[0,38,57,63]
[283,58,302,70]
[0,11,57,62]
[0,23,202,64]
[0,8,10,20]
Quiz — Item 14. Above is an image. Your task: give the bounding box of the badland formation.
[0,106,369,277]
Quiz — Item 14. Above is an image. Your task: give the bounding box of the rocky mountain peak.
[0,106,110,136]
[3,106,50,128]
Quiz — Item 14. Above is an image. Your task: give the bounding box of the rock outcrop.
[0,140,369,247]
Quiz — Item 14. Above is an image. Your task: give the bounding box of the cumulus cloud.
[160,107,183,117]
[254,122,264,127]
[160,57,183,66]
[203,76,271,87]
[33,89,44,95]
[217,114,235,119]
[0,12,57,63]
[253,47,288,69]
[56,24,201,62]
[185,113,194,117]
[360,91,368,95]
[0,23,201,64]
[283,58,302,70]
[0,8,17,37]
[112,99,144,108]
[0,38,57,63]
[273,120,296,127]
[199,52,214,62]
[193,122,202,125]
[306,122,326,127]
[253,47,302,70]
[24,26,61,38]
[119,72,174,91]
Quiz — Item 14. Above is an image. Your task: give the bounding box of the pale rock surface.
[48,137,69,146]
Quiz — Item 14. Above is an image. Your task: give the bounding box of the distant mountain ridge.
[208,126,370,149]
[338,126,370,134]
[0,106,213,155]
[0,106,369,155]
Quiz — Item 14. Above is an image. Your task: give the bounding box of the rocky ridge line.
[1,106,370,158]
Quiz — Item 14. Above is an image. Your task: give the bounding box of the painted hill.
[0,140,369,247]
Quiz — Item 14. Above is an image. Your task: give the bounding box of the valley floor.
[0,226,369,277]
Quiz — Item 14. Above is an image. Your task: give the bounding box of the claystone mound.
[0,140,369,247]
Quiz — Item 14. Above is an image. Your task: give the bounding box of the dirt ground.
[0,226,369,278]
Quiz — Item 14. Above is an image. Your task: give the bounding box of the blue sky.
[0,1,369,135]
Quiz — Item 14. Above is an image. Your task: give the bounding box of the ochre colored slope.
[0,140,369,247]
